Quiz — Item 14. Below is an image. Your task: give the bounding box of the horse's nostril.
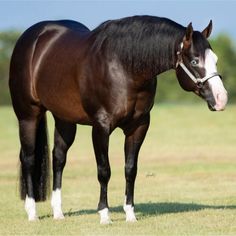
[214,91,228,110]
[208,103,216,111]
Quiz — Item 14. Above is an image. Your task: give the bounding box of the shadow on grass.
[134,202,236,216]
[44,202,235,219]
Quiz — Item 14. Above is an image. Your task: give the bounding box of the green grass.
[0,104,236,235]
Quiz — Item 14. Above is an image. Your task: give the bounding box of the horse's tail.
[20,114,50,202]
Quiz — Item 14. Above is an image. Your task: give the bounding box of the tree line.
[0,30,236,105]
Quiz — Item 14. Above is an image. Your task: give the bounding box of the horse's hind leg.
[51,117,76,219]
[123,114,150,222]
[19,119,38,221]
[19,109,50,221]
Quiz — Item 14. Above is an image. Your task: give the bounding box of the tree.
[210,35,236,102]
[0,30,20,105]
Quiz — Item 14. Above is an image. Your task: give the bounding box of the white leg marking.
[98,208,112,224]
[51,189,65,220]
[123,204,137,222]
[25,195,38,221]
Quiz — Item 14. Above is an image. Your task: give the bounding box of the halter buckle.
[196,81,203,89]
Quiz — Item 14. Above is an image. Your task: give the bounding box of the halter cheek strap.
[176,50,221,87]
[177,62,220,84]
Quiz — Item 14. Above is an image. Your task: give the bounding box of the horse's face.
[175,21,228,111]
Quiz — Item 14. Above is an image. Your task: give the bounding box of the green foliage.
[210,35,236,102]
[0,30,236,105]
[0,30,20,105]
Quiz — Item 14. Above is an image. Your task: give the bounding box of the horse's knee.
[125,163,137,181]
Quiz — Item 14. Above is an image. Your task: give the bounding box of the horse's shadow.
[52,202,236,219]
[40,202,236,220]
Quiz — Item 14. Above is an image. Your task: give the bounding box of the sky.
[0,0,236,41]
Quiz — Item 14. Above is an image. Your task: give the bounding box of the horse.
[9,15,228,223]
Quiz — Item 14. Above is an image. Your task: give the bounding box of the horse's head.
[175,21,228,111]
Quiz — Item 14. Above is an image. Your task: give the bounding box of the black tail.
[20,114,50,202]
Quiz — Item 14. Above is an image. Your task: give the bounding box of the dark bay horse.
[9,16,228,223]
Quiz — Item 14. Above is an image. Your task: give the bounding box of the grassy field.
[0,104,236,235]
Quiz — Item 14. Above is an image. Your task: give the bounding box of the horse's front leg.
[51,118,76,219]
[92,123,111,224]
[123,114,150,222]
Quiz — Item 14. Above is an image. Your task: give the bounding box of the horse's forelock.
[192,31,211,59]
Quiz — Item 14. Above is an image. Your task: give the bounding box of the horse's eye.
[191,59,199,66]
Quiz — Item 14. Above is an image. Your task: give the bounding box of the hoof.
[52,208,65,220]
[124,204,137,223]
[99,208,112,225]
[126,216,137,222]
[51,189,64,220]
[28,215,39,221]
[53,213,65,220]
[100,218,113,225]
[25,196,38,222]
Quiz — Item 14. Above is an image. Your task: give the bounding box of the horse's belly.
[36,78,91,124]
[47,101,91,124]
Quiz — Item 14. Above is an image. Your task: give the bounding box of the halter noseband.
[176,49,221,88]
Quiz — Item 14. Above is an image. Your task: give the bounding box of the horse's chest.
[119,79,157,124]
[132,88,155,119]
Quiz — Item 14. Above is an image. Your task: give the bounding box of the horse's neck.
[121,32,183,79]
[128,37,180,79]
[90,18,185,79]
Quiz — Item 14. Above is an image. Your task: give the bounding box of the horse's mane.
[90,16,186,76]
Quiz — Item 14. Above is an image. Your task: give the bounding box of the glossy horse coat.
[9,16,227,222]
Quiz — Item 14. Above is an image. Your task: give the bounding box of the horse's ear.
[183,22,193,50]
[202,20,213,38]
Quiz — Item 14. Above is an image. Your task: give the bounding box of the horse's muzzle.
[208,90,228,111]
